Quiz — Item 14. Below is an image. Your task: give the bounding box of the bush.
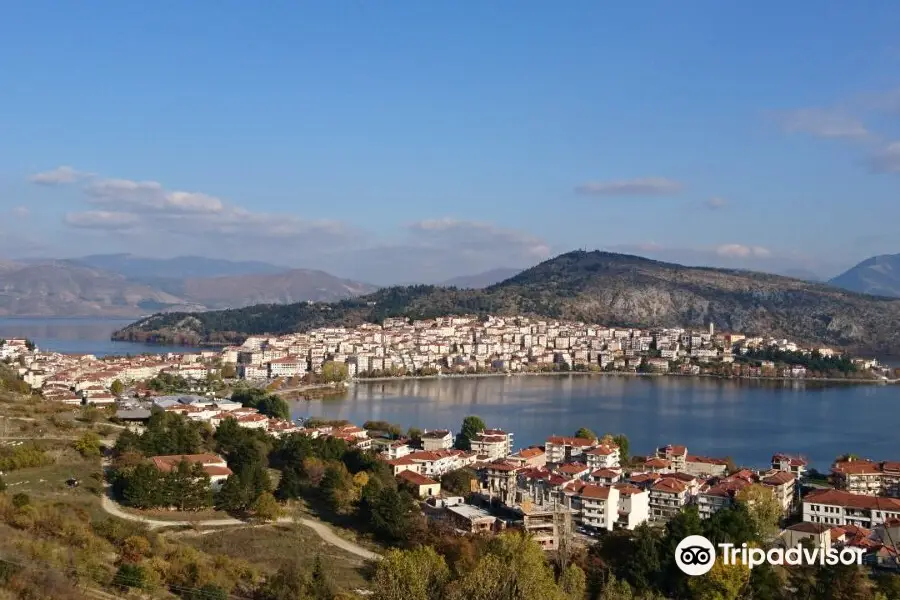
[11,493,30,508]
[114,563,147,590]
[0,444,53,471]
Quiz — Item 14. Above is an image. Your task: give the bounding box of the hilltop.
[829,254,900,298]
[112,251,900,354]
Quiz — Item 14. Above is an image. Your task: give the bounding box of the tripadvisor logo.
[675,535,866,576]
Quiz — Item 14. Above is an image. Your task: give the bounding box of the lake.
[0,317,194,357]
[293,375,900,471]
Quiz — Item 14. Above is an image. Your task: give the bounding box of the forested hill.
[112,251,900,354]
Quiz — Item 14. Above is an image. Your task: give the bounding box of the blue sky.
[2,2,900,283]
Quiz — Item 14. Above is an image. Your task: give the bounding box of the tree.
[120,535,152,563]
[407,427,423,445]
[321,462,357,514]
[611,434,630,461]
[362,483,416,544]
[74,431,103,458]
[0,475,5,493]
[455,415,487,450]
[814,562,878,600]
[120,463,164,509]
[322,361,348,383]
[372,546,450,600]
[220,363,237,379]
[446,532,569,600]
[256,395,291,421]
[441,469,477,495]
[575,428,597,441]
[115,563,147,590]
[110,379,124,396]
[164,460,212,511]
[252,492,282,522]
[735,484,782,539]
[687,558,750,600]
[309,554,335,600]
[559,564,587,600]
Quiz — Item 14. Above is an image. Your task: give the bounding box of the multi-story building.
[545,436,596,464]
[832,460,885,496]
[421,430,454,451]
[656,445,688,472]
[614,484,650,530]
[761,470,797,512]
[649,477,690,522]
[771,453,808,478]
[684,455,729,478]
[470,429,514,459]
[268,355,308,378]
[585,444,620,470]
[579,485,620,531]
[803,489,900,528]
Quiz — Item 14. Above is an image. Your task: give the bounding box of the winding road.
[100,489,379,561]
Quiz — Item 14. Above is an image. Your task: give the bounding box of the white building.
[614,484,650,530]
[579,484,620,531]
[585,444,620,470]
[421,430,454,451]
[803,489,900,528]
[470,429,514,459]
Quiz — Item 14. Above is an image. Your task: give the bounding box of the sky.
[2,2,900,284]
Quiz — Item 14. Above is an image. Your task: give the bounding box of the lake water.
[0,317,194,357]
[294,376,900,471]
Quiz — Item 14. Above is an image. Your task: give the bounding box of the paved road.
[100,488,379,561]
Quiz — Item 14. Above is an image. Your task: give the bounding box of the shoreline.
[343,370,897,387]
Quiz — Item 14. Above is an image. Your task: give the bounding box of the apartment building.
[579,485,620,531]
[832,460,886,496]
[614,484,650,530]
[470,429,514,459]
[545,436,596,464]
[803,489,900,528]
[684,455,729,478]
[656,445,688,472]
[421,430,454,451]
[761,470,797,512]
[771,453,808,478]
[649,477,690,522]
[585,444,620,470]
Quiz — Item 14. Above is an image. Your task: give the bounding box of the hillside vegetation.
[113,251,900,354]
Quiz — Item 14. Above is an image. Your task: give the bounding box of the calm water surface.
[0,317,193,357]
[294,376,900,470]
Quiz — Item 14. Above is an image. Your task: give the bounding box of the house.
[649,478,690,522]
[406,450,461,477]
[508,447,546,469]
[783,522,832,549]
[398,470,441,499]
[545,436,596,464]
[234,413,269,430]
[771,453,808,478]
[385,456,421,476]
[268,355,307,378]
[150,453,232,490]
[696,478,751,520]
[614,484,650,530]
[803,489,900,528]
[555,462,590,480]
[421,429,454,451]
[445,504,499,533]
[656,445,688,471]
[579,485,620,532]
[643,458,673,474]
[585,444,620,470]
[590,468,622,485]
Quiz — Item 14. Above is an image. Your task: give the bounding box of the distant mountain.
[0,258,377,317]
[178,270,378,309]
[71,254,288,281]
[829,254,900,298]
[440,268,522,289]
[0,261,201,317]
[114,250,900,354]
[777,268,823,283]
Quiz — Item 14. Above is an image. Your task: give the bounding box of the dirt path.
[100,488,379,561]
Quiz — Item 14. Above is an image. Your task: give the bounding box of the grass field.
[184,522,372,592]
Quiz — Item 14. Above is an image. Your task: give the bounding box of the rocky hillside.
[178,269,377,309]
[0,259,377,317]
[829,254,900,298]
[0,261,199,317]
[113,251,900,353]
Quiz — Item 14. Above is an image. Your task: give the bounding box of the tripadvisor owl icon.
[675,535,716,576]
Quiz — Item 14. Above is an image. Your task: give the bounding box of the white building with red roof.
[150,453,232,490]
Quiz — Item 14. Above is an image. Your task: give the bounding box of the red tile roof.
[804,489,900,511]
[580,484,613,500]
[547,436,595,447]
[397,470,439,487]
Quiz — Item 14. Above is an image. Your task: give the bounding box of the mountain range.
[0,255,376,316]
[114,250,900,354]
[828,254,900,298]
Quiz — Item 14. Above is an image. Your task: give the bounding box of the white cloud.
[85,178,225,214]
[574,178,684,196]
[64,211,140,230]
[866,142,900,173]
[778,108,869,139]
[715,244,772,258]
[705,197,728,210]
[407,218,552,259]
[29,166,89,185]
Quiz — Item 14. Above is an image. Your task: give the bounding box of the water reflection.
[296,375,900,470]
